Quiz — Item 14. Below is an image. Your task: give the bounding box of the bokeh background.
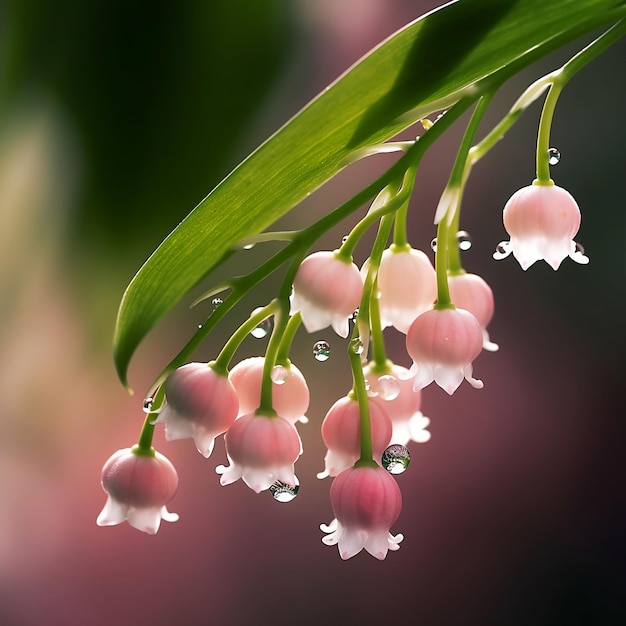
[1,1,624,624]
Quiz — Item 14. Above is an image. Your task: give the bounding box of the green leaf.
[114,0,626,387]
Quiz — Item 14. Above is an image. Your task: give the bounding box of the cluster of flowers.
[97,179,586,558]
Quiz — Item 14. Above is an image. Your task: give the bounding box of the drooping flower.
[321,465,403,560]
[374,245,437,333]
[448,271,499,352]
[96,446,179,535]
[290,250,363,338]
[318,395,392,479]
[216,414,302,493]
[498,181,589,270]
[154,362,238,458]
[406,307,484,395]
[229,357,309,424]
[364,362,431,445]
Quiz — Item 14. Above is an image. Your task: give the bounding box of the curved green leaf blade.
[114,0,626,386]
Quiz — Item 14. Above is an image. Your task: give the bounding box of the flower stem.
[213,301,278,374]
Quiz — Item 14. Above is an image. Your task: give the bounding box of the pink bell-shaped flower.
[498,182,588,270]
[154,362,239,458]
[216,414,302,493]
[448,272,498,352]
[375,245,437,333]
[318,395,392,479]
[364,362,430,445]
[321,465,403,560]
[96,446,179,535]
[229,357,310,424]
[290,250,363,338]
[406,307,484,395]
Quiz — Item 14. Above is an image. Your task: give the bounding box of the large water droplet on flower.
[376,375,400,401]
[269,478,299,502]
[349,338,364,356]
[457,230,472,250]
[313,340,331,361]
[548,147,561,165]
[251,317,273,338]
[382,444,411,474]
[271,365,289,385]
[493,240,512,260]
[430,238,438,252]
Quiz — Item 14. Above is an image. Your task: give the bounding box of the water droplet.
[142,397,154,413]
[242,243,255,250]
[430,238,438,252]
[211,297,223,307]
[493,240,512,260]
[376,375,400,401]
[349,338,364,355]
[271,365,289,385]
[269,478,299,502]
[198,324,203,329]
[349,308,359,324]
[548,147,561,165]
[341,235,349,244]
[313,340,330,362]
[382,444,411,474]
[250,317,273,339]
[457,230,472,250]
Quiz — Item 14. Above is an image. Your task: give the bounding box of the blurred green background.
[1,1,624,625]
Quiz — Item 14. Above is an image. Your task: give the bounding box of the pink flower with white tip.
[229,357,310,424]
[290,250,363,338]
[364,362,431,445]
[318,395,392,479]
[216,414,302,493]
[496,181,589,270]
[96,446,179,535]
[406,307,484,395]
[375,245,437,333]
[154,362,238,458]
[321,465,403,560]
[448,272,498,352]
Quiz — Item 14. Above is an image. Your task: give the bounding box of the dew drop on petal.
[269,478,299,502]
[457,230,472,250]
[251,317,273,339]
[493,240,512,260]
[271,365,289,385]
[548,147,561,165]
[313,340,331,361]
[382,444,411,474]
[377,375,400,401]
[430,238,438,252]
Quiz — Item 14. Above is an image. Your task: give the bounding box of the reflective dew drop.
[142,397,154,413]
[430,238,438,252]
[349,338,364,356]
[251,317,273,339]
[313,340,331,362]
[548,147,561,165]
[211,297,223,308]
[382,444,411,474]
[271,365,289,385]
[269,478,299,502]
[457,230,472,251]
[376,375,400,401]
[349,308,359,325]
[341,235,349,244]
[493,240,512,260]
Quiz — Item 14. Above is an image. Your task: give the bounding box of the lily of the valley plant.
[100,0,625,558]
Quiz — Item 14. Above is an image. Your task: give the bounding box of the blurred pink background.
[1,2,624,624]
